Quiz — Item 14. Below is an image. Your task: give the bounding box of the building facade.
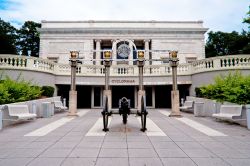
[37,20,208,109]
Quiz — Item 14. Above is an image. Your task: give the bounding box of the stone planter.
[246,105,250,130]
[194,102,205,117]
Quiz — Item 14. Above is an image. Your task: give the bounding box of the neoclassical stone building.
[38,20,208,109]
[39,20,207,64]
[2,20,249,109]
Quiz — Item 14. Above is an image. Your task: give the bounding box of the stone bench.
[4,104,37,121]
[212,105,243,121]
[180,101,194,113]
[54,101,67,112]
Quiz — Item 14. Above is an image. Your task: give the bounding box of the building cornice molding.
[39,28,208,35]
[41,20,204,24]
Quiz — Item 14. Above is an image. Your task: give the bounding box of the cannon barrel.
[119,97,131,115]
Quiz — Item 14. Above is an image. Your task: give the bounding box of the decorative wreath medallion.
[117,44,130,58]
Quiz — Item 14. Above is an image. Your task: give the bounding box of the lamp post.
[103,50,112,110]
[169,51,181,117]
[68,51,79,116]
[137,51,145,110]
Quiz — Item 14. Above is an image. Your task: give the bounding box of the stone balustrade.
[1,54,250,77]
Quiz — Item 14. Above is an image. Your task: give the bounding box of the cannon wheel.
[140,96,147,132]
[122,114,127,124]
[102,96,109,132]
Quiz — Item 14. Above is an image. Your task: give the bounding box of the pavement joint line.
[137,117,166,136]
[85,117,112,136]
[24,110,89,137]
[159,110,227,137]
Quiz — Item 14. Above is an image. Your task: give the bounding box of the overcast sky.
[0,0,249,33]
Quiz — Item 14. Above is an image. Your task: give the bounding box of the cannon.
[118,97,131,124]
[102,95,148,132]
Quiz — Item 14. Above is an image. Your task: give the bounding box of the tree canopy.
[0,18,18,54]
[17,21,41,57]
[205,31,250,58]
[0,18,41,56]
[205,6,250,58]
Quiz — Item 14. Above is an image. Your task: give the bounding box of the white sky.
[0,0,249,33]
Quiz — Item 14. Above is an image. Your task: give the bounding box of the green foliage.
[205,31,250,58]
[17,21,41,57]
[41,86,55,97]
[0,77,42,105]
[0,18,18,54]
[196,71,250,104]
[0,18,41,56]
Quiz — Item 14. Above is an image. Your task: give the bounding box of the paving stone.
[69,148,100,158]
[129,157,163,166]
[7,148,44,158]
[128,141,153,148]
[210,148,249,158]
[51,141,78,149]
[161,158,196,166]
[128,149,158,158]
[99,148,128,157]
[148,136,172,142]
[39,148,72,158]
[152,142,179,149]
[21,141,54,149]
[156,148,188,158]
[27,157,64,166]
[192,158,230,166]
[224,159,250,166]
[95,158,129,166]
[182,149,217,158]
[0,158,33,166]
[61,158,96,166]
[175,141,204,149]
[102,141,127,148]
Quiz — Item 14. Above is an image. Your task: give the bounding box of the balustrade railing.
[1,54,250,76]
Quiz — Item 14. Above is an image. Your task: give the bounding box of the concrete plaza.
[0,109,250,166]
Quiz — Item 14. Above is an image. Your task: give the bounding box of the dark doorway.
[112,86,135,108]
[145,86,153,107]
[56,85,91,108]
[155,85,172,108]
[57,85,70,107]
[178,84,191,101]
[94,87,102,107]
[76,86,91,108]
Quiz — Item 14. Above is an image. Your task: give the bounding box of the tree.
[205,31,250,57]
[17,21,41,57]
[0,18,18,54]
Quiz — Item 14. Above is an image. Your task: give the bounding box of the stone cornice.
[41,20,204,24]
[39,28,208,34]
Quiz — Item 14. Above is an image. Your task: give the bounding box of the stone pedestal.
[137,90,145,111]
[68,90,78,116]
[169,90,182,117]
[103,90,112,110]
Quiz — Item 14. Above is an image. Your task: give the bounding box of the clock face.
[117,44,130,58]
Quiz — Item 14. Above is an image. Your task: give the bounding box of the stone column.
[112,40,117,65]
[68,59,77,116]
[144,39,150,65]
[129,40,133,65]
[95,40,101,65]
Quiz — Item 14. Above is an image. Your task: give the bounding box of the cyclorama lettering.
[111,80,135,84]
